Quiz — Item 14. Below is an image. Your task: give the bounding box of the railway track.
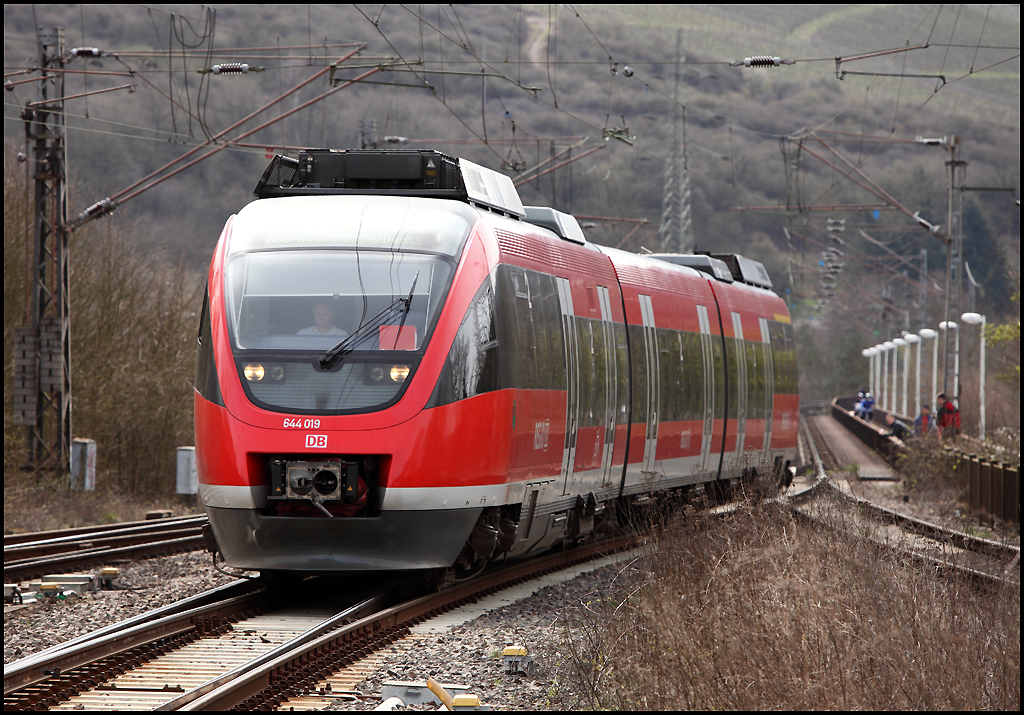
[4,516,208,584]
[7,415,1014,710]
[4,533,636,711]
[797,414,1020,586]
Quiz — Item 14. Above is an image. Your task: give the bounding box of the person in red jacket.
[935,393,961,440]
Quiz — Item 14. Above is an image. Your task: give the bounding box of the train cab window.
[225,250,452,353]
[223,250,455,415]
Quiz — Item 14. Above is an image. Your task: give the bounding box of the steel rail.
[5,579,255,672]
[158,588,401,711]
[5,524,205,561]
[3,515,207,547]
[4,589,266,699]
[827,483,1019,563]
[177,535,636,711]
[798,411,1020,584]
[3,534,206,584]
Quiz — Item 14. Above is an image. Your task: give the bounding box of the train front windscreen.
[223,197,474,415]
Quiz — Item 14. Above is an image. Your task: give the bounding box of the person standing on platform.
[935,394,961,440]
[914,404,933,437]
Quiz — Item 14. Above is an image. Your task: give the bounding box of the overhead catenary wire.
[112,66,382,208]
[11,4,1016,243]
[67,47,367,227]
[352,4,505,163]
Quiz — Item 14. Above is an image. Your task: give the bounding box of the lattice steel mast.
[14,26,71,470]
[659,30,694,254]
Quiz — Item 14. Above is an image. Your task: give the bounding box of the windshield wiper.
[318,271,419,369]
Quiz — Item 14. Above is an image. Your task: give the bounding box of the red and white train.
[195,150,799,578]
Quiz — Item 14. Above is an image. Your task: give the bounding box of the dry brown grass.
[558,500,1020,710]
[2,468,201,534]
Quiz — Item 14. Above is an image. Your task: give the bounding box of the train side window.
[769,321,798,394]
[680,330,704,421]
[495,266,521,389]
[615,323,630,426]
[724,335,740,419]
[628,324,648,428]
[532,270,565,391]
[746,339,766,419]
[576,318,596,427]
[195,290,223,405]
[495,264,568,391]
[657,328,679,423]
[514,269,539,389]
[711,333,726,421]
[433,278,500,405]
[784,322,799,393]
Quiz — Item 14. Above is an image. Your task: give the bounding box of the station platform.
[811,414,897,481]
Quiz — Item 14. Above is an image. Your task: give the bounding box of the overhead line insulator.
[730,56,794,68]
[197,63,264,75]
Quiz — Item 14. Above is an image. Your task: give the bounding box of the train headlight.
[390,365,410,382]
[244,363,265,381]
[369,365,385,382]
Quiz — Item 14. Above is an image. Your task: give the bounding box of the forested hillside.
[4,4,1020,412]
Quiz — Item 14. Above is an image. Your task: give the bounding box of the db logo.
[305,434,328,449]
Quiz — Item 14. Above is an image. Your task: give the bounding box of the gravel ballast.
[3,551,236,665]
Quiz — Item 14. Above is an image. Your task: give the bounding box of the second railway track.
[4,516,208,584]
[798,414,1019,585]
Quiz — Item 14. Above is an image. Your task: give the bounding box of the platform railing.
[830,396,904,465]
[956,452,1020,526]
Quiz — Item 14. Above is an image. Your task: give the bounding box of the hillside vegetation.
[3,4,1020,489]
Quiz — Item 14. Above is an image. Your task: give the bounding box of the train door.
[598,286,618,489]
[731,312,748,457]
[638,295,660,477]
[759,317,775,452]
[557,277,580,496]
[696,305,715,473]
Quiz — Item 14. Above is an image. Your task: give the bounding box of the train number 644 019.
[283,417,320,429]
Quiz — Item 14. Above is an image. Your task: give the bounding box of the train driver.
[297,300,348,337]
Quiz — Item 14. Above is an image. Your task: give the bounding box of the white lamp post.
[961,312,986,440]
[904,334,921,416]
[875,344,884,408]
[894,337,908,415]
[872,344,880,395]
[939,321,959,405]
[919,328,938,409]
[861,348,875,399]
[871,345,881,405]
[883,341,896,411]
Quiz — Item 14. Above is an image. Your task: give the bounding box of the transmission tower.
[659,30,694,254]
[14,26,71,470]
